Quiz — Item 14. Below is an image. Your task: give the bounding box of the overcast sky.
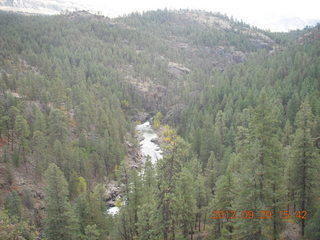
[79,0,320,31]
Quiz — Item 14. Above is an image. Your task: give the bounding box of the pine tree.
[282,120,293,146]
[136,159,160,240]
[199,114,214,166]
[175,166,196,239]
[0,210,36,240]
[206,151,220,195]
[88,184,109,235]
[213,110,227,161]
[157,136,192,240]
[212,165,235,239]
[137,197,160,240]
[44,163,79,240]
[4,191,22,220]
[233,92,286,240]
[32,106,47,132]
[291,101,319,237]
[250,92,286,240]
[127,169,143,237]
[48,108,69,143]
[31,130,49,175]
[84,224,100,240]
[14,114,30,163]
[76,193,92,236]
[305,209,320,240]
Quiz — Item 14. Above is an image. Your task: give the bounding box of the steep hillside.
[0,10,285,115]
[0,10,319,240]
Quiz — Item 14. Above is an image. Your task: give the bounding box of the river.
[135,121,163,164]
[107,120,162,215]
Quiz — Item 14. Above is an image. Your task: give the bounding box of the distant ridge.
[0,1,319,32]
[0,0,88,15]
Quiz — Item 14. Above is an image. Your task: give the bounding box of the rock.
[127,142,133,148]
[138,135,145,141]
[151,138,159,144]
[105,181,121,201]
[107,200,115,207]
[232,50,246,63]
[34,201,44,210]
[130,111,150,122]
[168,62,191,78]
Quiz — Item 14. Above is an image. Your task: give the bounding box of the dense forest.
[0,9,319,240]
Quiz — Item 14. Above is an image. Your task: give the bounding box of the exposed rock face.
[168,62,191,78]
[298,25,320,44]
[126,139,142,169]
[185,11,232,30]
[104,181,122,201]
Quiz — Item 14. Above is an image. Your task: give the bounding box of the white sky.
[79,0,320,31]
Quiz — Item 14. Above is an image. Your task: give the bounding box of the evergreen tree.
[233,92,286,240]
[31,130,49,174]
[48,109,69,143]
[14,114,30,164]
[76,193,92,236]
[32,106,47,132]
[212,165,235,239]
[157,136,192,240]
[44,163,79,240]
[291,101,319,237]
[175,166,196,239]
[206,151,220,195]
[0,210,36,240]
[136,159,160,240]
[127,169,143,237]
[4,191,22,220]
[137,198,160,240]
[84,224,100,240]
[305,209,320,240]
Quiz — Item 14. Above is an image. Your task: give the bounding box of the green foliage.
[48,109,69,143]
[153,111,163,129]
[44,163,80,240]
[137,197,160,240]
[84,224,100,240]
[175,167,196,238]
[305,209,320,240]
[69,172,87,199]
[291,101,320,236]
[4,191,22,219]
[0,210,36,240]
[0,9,319,240]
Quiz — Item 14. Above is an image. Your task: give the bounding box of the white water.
[135,121,163,164]
[107,206,119,215]
[107,121,162,215]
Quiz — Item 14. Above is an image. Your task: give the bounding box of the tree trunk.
[171,218,175,240]
[301,139,307,237]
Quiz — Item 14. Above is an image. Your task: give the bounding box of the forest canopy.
[0,9,319,240]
